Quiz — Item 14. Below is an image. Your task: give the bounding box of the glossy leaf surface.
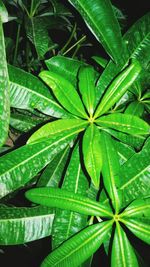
[114,140,135,165]
[39,71,87,118]
[0,205,54,245]
[10,113,44,132]
[25,187,113,217]
[0,0,8,23]
[121,198,150,218]
[125,101,144,117]
[41,221,112,267]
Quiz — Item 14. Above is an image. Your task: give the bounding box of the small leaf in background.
[125,101,144,117]
[111,222,139,267]
[10,113,44,132]
[101,132,122,213]
[96,113,150,135]
[41,221,113,267]
[78,66,96,116]
[39,71,88,118]
[82,124,102,189]
[0,2,10,146]
[92,55,108,68]
[94,59,141,118]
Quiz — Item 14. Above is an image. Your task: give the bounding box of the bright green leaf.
[121,198,150,218]
[0,0,8,23]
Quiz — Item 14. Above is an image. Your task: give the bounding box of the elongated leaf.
[121,198,150,218]
[39,71,87,118]
[96,113,150,135]
[114,140,135,165]
[29,0,41,16]
[96,13,150,102]
[10,113,44,132]
[111,222,139,267]
[82,124,102,189]
[120,138,150,206]
[45,55,85,86]
[68,0,124,64]
[78,66,96,116]
[92,56,108,68]
[101,132,122,213]
[8,65,69,118]
[121,218,150,245]
[27,119,88,144]
[52,144,88,249]
[0,14,10,146]
[94,60,141,118]
[125,101,144,117]
[41,221,113,267]
[25,187,113,217]
[37,147,69,187]
[0,205,54,245]
[0,125,83,198]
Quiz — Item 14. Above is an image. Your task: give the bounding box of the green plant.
[0,0,150,266]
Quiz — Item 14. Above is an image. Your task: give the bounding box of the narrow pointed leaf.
[41,221,113,267]
[8,65,69,118]
[25,187,113,217]
[94,60,141,118]
[121,198,150,218]
[39,71,87,118]
[0,205,54,245]
[92,56,108,68]
[10,113,44,132]
[52,144,88,249]
[111,222,139,267]
[121,218,150,245]
[27,118,88,144]
[0,126,82,198]
[68,0,124,64]
[0,14,10,146]
[0,0,8,23]
[114,140,135,165]
[120,138,150,206]
[78,66,96,116]
[101,132,122,213]
[96,113,150,135]
[82,124,102,189]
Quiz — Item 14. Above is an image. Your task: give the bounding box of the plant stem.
[60,23,77,54]
[13,24,21,65]
[63,35,86,56]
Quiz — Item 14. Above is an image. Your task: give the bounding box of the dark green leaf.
[10,113,44,132]
[125,101,144,117]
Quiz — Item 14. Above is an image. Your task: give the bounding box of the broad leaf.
[78,66,96,116]
[121,218,150,245]
[101,132,122,213]
[82,124,102,189]
[114,140,135,165]
[27,119,88,144]
[25,187,113,217]
[37,147,69,187]
[52,144,88,249]
[121,198,150,218]
[96,113,150,135]
[41,221,113,267]
[0,205,54,245]
[39,71,87,118]
[94,59,141,118]
[68,0,124,64]
[0,10,10,146]
[120,138,150,206]
[10,113,44,132]
[8,65,69,118]
[0,126,82,198]
[125,101,144,117]
[111,222,139,267]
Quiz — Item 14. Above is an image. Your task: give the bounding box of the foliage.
[0,0,150,266]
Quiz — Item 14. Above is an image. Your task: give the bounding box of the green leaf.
[26,17,57,59]
[25,187,113,217]
[52,144,88,249]
[0,126,82,198]
[121,198,150,218]
[92,56,108,68]
[45,55,85,87]
[125,101,144,117]
[0,0,8,23]
[96,113,150,135]
[39,71,87,118]
[29,0,41,16]
[8,65,69,118]
[37,147,69,187]
[111,222,139,267]
[114,140,135,165]
[0,17,10,146]
[27,118,88,144]
[82,124,102,189]
[121,218,150,245]
[120,138,150,206]
[94,59,141,118]
[40,221,113,267]
[78,66,96,116]
[10,113,44,132]
[68,0,124,64]
[101,132,122,213]
[0,205,54,245]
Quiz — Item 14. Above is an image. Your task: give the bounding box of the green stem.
[72,44,80,58]
[60,23,77,54]
[63,35,86,56]
[13,24,21,65]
